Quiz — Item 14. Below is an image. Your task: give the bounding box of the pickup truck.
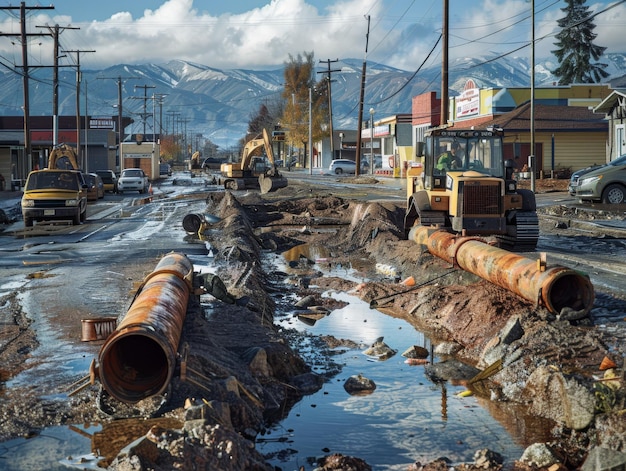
[21,169,88,227]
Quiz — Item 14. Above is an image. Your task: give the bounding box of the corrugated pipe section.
[409,226,595,316]
[98,252,194,403]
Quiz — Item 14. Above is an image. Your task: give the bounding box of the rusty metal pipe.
[98,252,194,403]
[410,226,594,316]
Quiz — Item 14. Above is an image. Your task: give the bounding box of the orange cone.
[401,276,415,286]
[599,356,617,371]
[148,183,153,195]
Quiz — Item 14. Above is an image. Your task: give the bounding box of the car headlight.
[65,199,79,206]
[21,199,34,208]
[579,175,602,186]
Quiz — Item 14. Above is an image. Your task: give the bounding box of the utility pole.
[355,15,370,177]
[37,24,79,147]
[152,94,168,138]
[62,49,95,168]
[166,111,181,162]
[97,76,140,170]
[318,59,340,159]
[0,2,54,174]
[530,0,536,193]
[133,84,156,136]
[441,0,449,126]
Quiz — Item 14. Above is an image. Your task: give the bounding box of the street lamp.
[339,132,344,159]
[369,108,375,175]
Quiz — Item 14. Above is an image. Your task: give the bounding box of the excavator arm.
[48,144,80,170]
[240,129,276,170]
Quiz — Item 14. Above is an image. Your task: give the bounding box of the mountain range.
[1,53,625,148]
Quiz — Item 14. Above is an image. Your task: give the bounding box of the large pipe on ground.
[410,226,594,316]
[98,252,194,403]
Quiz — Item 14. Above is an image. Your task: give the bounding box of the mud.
[0,177,625,470]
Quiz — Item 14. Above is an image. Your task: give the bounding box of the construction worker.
[437,141,462,170]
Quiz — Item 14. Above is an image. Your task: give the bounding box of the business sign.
[361,124,391,139]
[456,80,480,118]
[90,118,115,129]
[31,130,78,143]
[124,153,153,159]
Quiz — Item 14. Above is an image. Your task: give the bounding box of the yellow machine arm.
[191,151,201,167]
[48,144,80,170]
[241,129,275,170]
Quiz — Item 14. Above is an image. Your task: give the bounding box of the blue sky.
[0,0,624,71]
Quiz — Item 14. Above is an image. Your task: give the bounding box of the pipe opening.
[182,213,204,234]
[100,334,169,403]
[544,273,595,315]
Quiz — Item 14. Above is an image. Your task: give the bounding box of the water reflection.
[281,243,373,282]
[264,292,528,470]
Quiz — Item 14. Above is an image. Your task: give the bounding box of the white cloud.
[0,0,623,72]
[51,0,386,70]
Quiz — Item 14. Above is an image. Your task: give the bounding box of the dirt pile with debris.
[224,180,625,470]
[0,177,625,471]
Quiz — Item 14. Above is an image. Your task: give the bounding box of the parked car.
[575,154,626,204]
[568,164,603,195]
[328,159,367,175]
[117,168,149,194]
[83,173,104,201]
[95,170,118,193]
[21,169,88,226]
[159,163,172,176]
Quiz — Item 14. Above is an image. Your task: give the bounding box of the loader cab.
[407,126,538,251]
[421,129,505,191]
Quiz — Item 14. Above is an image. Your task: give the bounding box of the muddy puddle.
[258,246,553,470]
[0,418,182,471]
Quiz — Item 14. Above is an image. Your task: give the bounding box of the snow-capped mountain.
[1,53,625,148]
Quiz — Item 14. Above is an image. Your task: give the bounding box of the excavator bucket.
[259,173,288,194]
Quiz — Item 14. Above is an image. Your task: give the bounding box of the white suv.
[117,168,149,194]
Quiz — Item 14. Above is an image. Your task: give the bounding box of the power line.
[0,3,54,170]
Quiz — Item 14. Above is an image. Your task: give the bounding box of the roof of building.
[453,102,607,132]
[593,89,626,114]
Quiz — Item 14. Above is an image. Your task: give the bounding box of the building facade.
[411,83,611,176]
[0,115,130,190]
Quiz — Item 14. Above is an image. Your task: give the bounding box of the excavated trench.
[0,182,624,471]
[205,188,625,470]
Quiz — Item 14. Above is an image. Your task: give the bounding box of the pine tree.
[551,0,608,84]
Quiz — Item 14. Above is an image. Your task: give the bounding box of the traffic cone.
[148,183,153,195]
[599,356,617,371]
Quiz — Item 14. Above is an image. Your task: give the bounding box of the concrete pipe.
[410,226,595,316]
[98,252,194,403]
[182,213,221,234]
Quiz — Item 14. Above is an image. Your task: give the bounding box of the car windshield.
[123,170,142,177]
[97,172,114,183]
[609,155,626,166]
[26,172,79,191]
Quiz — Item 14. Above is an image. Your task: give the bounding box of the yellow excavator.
[220,129,288,194]
[48,143,81,170]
